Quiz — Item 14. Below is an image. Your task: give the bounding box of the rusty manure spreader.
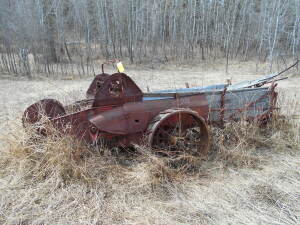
[22,61,298,157]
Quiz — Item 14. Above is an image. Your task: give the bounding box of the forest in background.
[0,0,300,77]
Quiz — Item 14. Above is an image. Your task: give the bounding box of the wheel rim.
[22,99,66,133]
[150,111,209,157]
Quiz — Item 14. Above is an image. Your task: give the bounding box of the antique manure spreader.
[22,61,297,157]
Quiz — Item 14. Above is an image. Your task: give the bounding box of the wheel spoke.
[148,110,209,157]
[157,127,172,137]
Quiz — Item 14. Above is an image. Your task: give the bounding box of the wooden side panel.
[206,88,271,122]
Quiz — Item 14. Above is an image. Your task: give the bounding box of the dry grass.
[0,101,299,224]
[0,61,299,225]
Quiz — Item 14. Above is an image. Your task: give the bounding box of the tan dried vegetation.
[0,62,299,225]
[0,99,299,225]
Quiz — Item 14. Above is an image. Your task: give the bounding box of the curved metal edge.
[22,99,66,132]
[146,108,210,157]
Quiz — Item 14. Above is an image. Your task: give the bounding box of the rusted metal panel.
[92,73,143,107]
[90,94,208,136]
[86,73,110,99]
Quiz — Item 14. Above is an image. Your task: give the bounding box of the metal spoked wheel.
[22,99,66,134]
[147,108,210,158]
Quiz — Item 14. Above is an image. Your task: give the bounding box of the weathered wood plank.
[144,87,272,122]
[206,88,271,122]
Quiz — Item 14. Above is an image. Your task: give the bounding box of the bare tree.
[0,0,300,77]
[43,0,58,63]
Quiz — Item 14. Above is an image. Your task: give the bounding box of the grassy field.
[0,60,299,225]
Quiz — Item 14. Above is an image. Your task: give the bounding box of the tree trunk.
[43,0,58,63]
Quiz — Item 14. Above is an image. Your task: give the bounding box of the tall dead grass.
[0,93,299,225]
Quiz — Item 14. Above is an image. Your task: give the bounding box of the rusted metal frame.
[220,87,227,126]
[256,82,278,122]
[269,82,278,114]
[101,59,120,73]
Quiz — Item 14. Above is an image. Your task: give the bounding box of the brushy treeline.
[0,0,300,76]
